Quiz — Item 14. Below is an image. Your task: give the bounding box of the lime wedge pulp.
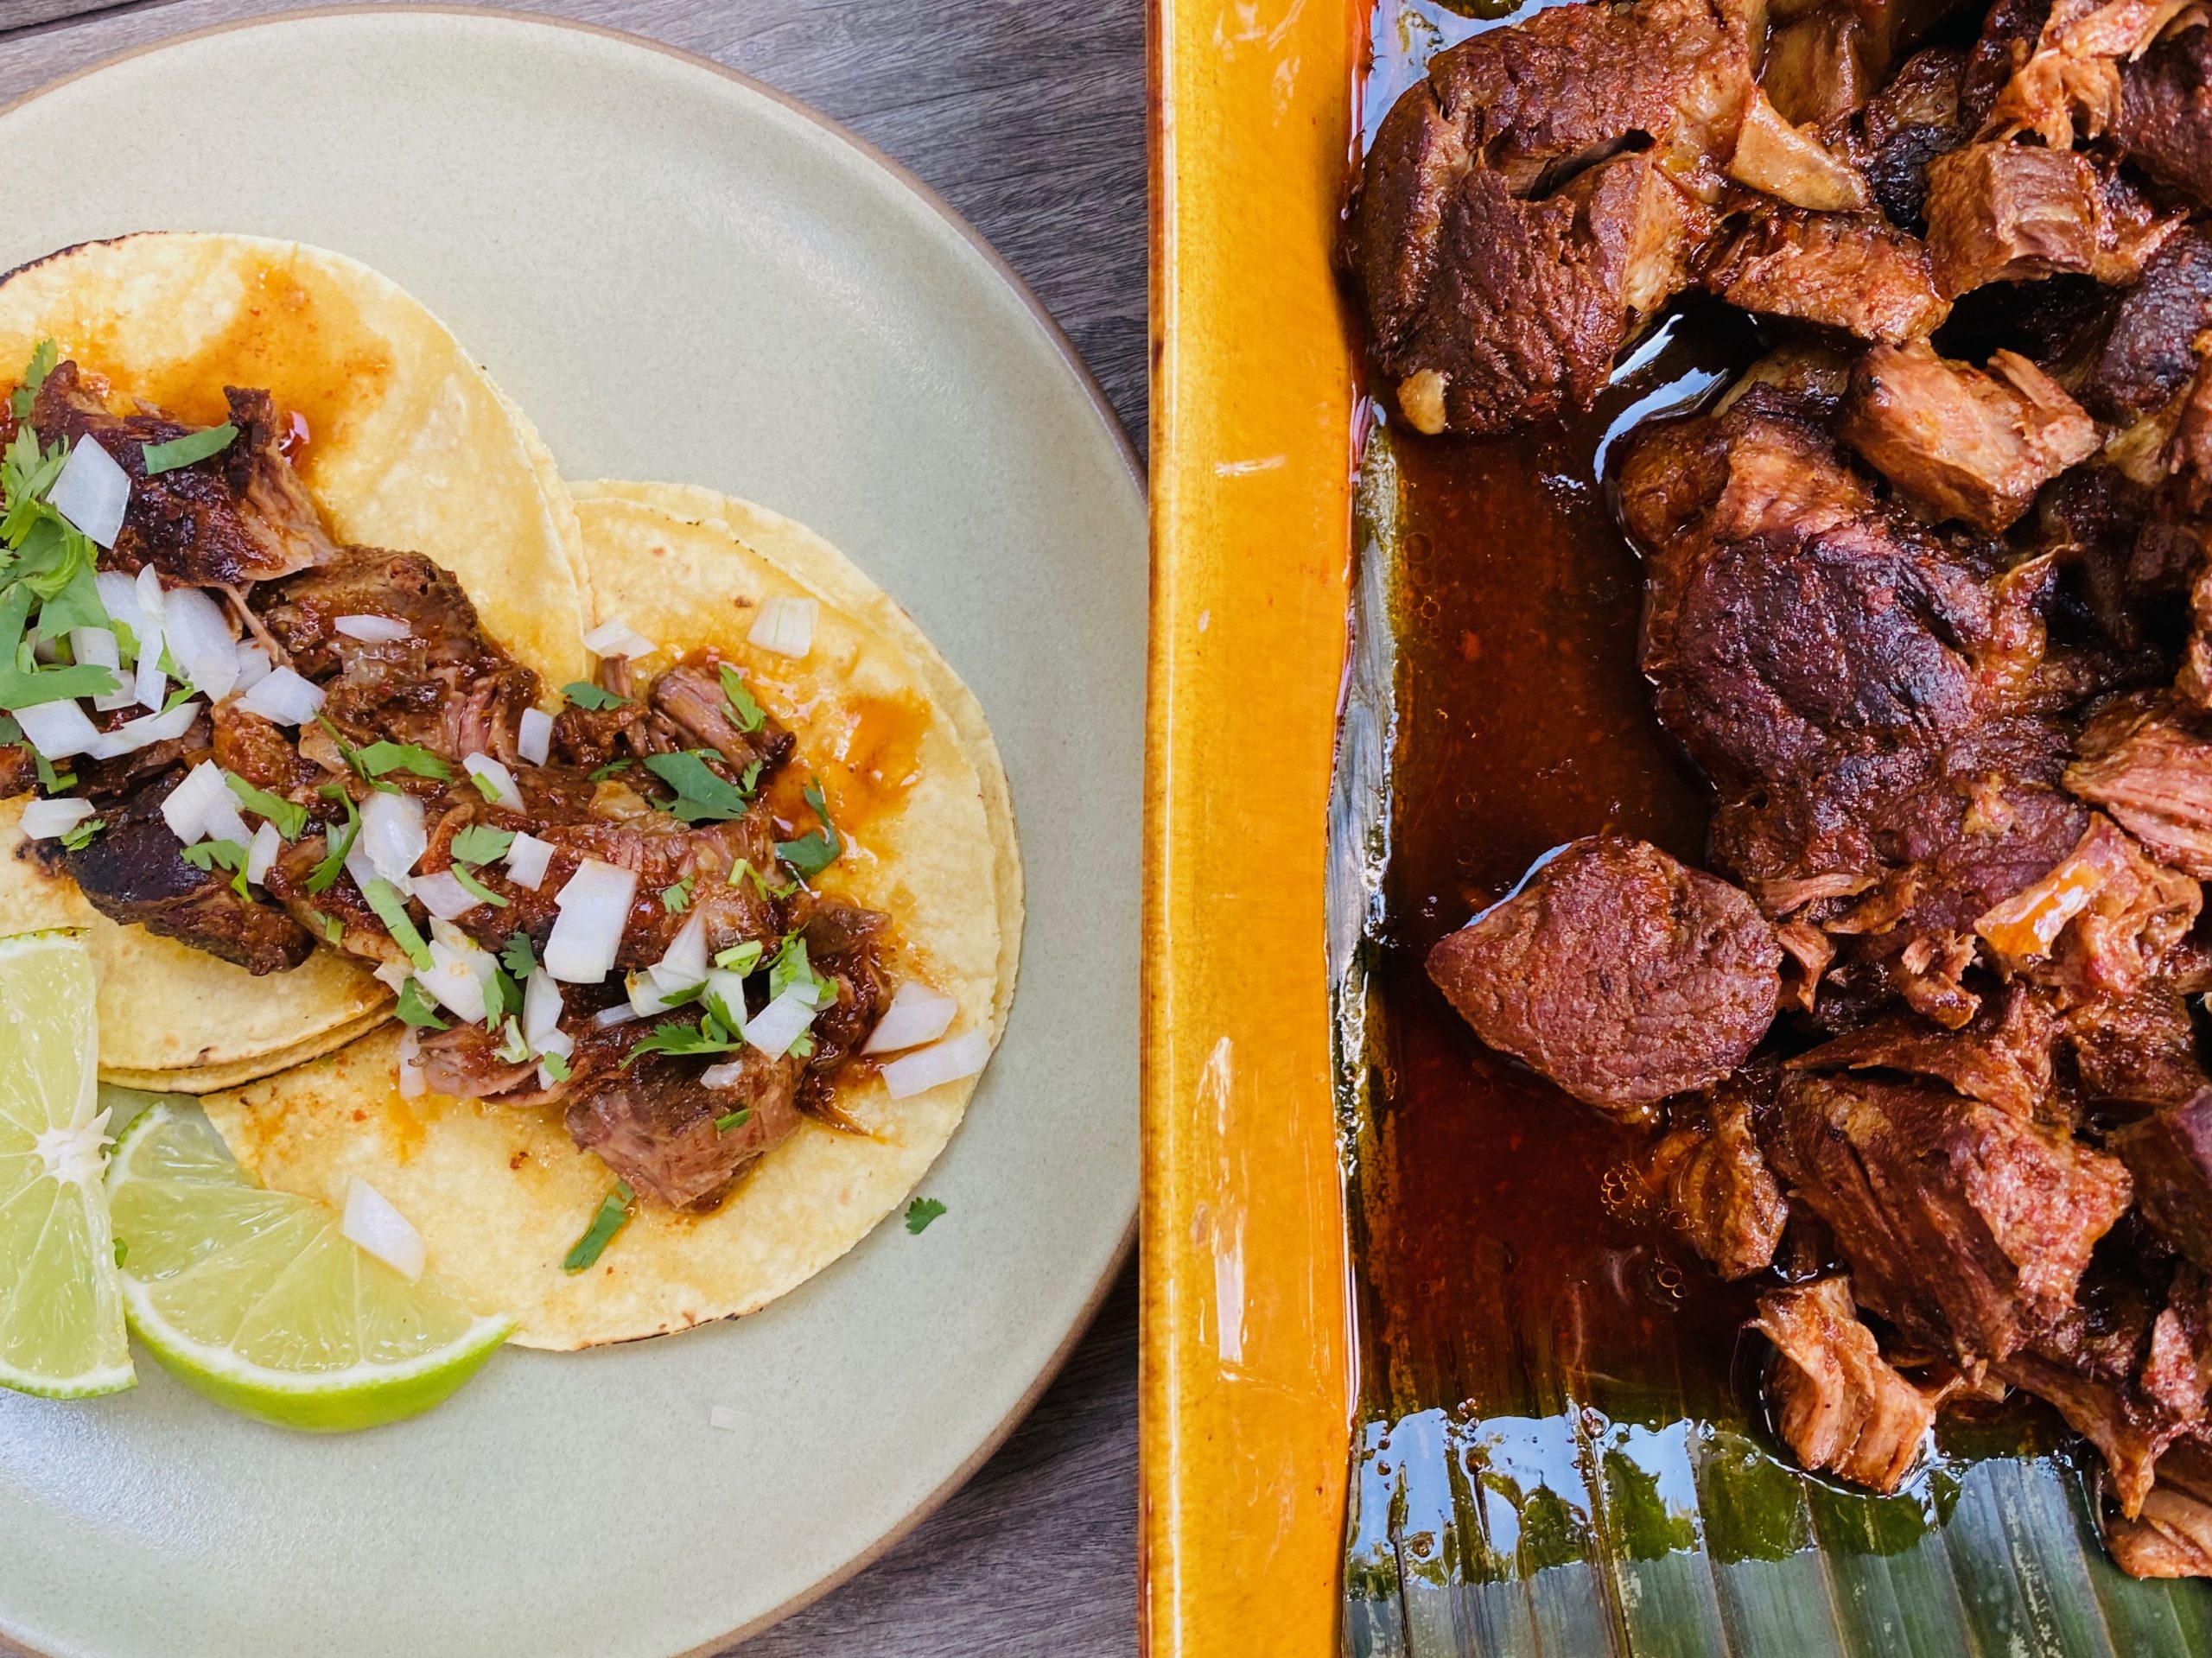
[0,931,132,1399]
[106,1104,512,1431]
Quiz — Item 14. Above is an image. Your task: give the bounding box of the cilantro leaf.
[225,772,308,840]
[660,877,693,913]
[482,966,522,1027]
[59,815,102,850]
[642,749,753,823]
[361,877,432,971]
[499,931,539,981]
[141,423,238,476]
[449,823,515,864]
[356,740,450,782]
[588,758,632,781]
[562,1183,634,1274]
[449,862,509,909]
[714,939,764,975]
[315,716,398,793]
[767,933,835,1007]
[10,340,56,421]
[538,1051,572,1083]
[714,1108,751,1134]
[181,837,251,899]
[305,786,362,895]
[394,977,448,1030]
[774,778,840,879]
[622,1015,740,1068]
[562,681,626,711]
[905,1197,946,1235]
[717,664,766,734]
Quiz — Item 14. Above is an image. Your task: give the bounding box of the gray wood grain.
[0,3,1145,1653]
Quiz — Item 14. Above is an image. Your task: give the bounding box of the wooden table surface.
[0,1,1145,1653]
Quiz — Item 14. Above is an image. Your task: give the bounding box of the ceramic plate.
[0,12,1142,1656]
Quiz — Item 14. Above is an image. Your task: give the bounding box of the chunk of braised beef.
[1756,1275,1945,1492]
[1700,211,1948,343]
[1836,340,2098,533]
[2113,1089,2212,1270]
[2068,691,2212,879]
[2069,982,2211,1111]
[1860,47,1967,229]
[565,1048,802,1210]
[2116,22,2212,208]
[1789,983,2064,1122]
[2085,230,2212,422]
[1923,142,2176,297]
[649,663,795,776]
[1426,835,1781,1120]
[2107,1440,2212,1576]
[1647,1074,1788,1278]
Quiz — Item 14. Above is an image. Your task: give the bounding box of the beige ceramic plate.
[0,12,1142,1657]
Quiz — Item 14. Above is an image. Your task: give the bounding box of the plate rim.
[0,9,1141,1655]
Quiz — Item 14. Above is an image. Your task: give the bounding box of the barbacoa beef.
[2084,229,2212,422]
[1344,0,1758,435]
[2116,22,2212,207]
[2107,1440,2212,1575]
[2113,1089,2212,1269]
[1860,47,1968,229]
[1427,835,1781,1118]
[1757,1275,1947,1492]
[565,1047,803,1210]
[1769,1068,2133,1361]
[1700,210,1949,343]
[1923,142,2175,296]
[1645,1073,1789,1277]
[2068,691,2212,878]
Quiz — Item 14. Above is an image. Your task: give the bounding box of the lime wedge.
[0,931,132,1399]
[106,1105,512,1431]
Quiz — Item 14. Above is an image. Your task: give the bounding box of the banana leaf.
[1327,418,2212,1656]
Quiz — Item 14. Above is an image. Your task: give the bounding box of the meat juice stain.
[1344,305,1760,1477]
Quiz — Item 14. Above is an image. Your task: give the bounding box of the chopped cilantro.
[789,1029,815,1059]
[449,823,515,864]
[361,878,432,971]
[774,778,840,879]
[394,977,448,1030]
[30,749,70,794]
[717,664,766,734]
[729,857,771,897]
[562,1182,634,1274]
[449,862,509,909]
[224,772,308,840]
[467,769,505,804]
[181,837,251,899]
[160,684,195,714]
[304,786,361,895]
[767,933,835,1007]
[714,939,765,975]
[588,758,633,781]
[538,1051,572,1083]
[641,749,754,823]
[482,964,524,1026]
[623,1008,741,1067]
[904,1197,946,1235]
[58,815,102,850]
[141,422,238,476]
[315,716,398,793]
[309,909,344,944]
[561,681,626,711]
[660,877,693,913]
[499,931,539,981]
[0,580,116,710]
[357,740,450,782]
[714,1108,751,1134]
[10,340,56,420]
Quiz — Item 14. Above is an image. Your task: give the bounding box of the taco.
[201,485,1018,1346]
[0,232,589,1085]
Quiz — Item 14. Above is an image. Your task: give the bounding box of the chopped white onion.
[545,858,638,983]
[95,569,147,640]
[396,1027,425,1100]
[626,970,664,1019]
[334,614,412,644]
[534,1026,575,1062]
[523,969,565,1046]
[18,797,96,839]
[130,565,168,712]
[235,665,324,726]
[49,436,130,549]
[593,1002,641,1028]
[702,968,750,1026]
[340,1176,425,1281]
[14,697,102,759]
[372,961,411,994]
[517,707,553,766]
[232,640,273,692]
[72,627,130,713]
[503,831,554,890]
[421,937,491,1025]
[863,982,960,1054]
[245,820,282,886]
[343,832,387,905]
[410,869,479,921]
[131,651,167,715]
[747,596,817,659]
[657,912,708,984]
[82,697,199,760]
[741,988,818,1059]
[583,617,656,658]
[159,760,225,844]
[360,790,427,889]
[880,1030,991,1100]
[700,1059,752,1090]
[462,753,523,811]
[160,586,238,702]
[709,1404,746,1432]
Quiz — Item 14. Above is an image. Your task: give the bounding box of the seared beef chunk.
[1790,983,2063,1121]
[254,547,540,764]
[1960,0,2049,128]
[39,775,314,974]
[1700,211,1948,342]
[1923,143,2175,296]
[2068,692,2212,877]
[1765,3,1884,129]
[1727,89,1875,213]
[1344,0,1758,434]
[2117,23,2212,207]
[1426,835,1781,1118]
[1646,1077,1788,1277]
[2070,982,2211,1109]
[649,663,796,775]
[1768,1069,2133,1360]
[1861,48,1967,228]
[791,893,893,1101]
[1837,340,2098,532]
[28,363,338,586]
[564,1047,803,1210]
[1974,815,2200,1002]
[2085,230,2212,422]
[2107,1440,2212,1576]
[1757,1275,1945,1491]
[2113,1089,2212,1267]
